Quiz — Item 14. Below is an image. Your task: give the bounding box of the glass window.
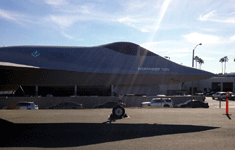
[104,42,137,55]
[18,103,30,106]
[103,42,157,56]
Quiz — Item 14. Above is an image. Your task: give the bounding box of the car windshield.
[152,98,160,101]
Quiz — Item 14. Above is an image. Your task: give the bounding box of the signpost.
[219,99,221,108]
[226,93,229,115]
[224,92,232,120]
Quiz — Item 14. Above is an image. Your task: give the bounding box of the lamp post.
[191,43,202,103]
[192,43,202,68]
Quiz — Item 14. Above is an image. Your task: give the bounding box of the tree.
[198,58,204,69]
[194,56,199,68]
[223,56,229,74]
[219,57,225,74]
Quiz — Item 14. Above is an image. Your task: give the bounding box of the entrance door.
[223,82,233,92]
[212,82,221,92]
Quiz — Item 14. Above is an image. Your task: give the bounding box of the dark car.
[46,102,83,109]
[93,102,126,108]
[177,100,209,108]
[230,93,235,100]
[205,91,215,96]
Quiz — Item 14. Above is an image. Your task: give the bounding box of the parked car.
[18,102,39,110]
[205,91,215,96]
[46,94,53,97]
[212,92,230,100]
[46,102,83,109]
[173,93,191,97]
[156,94,166,97]
[177,100,209,108]
[3,101,39,110]
[219,92,233,100]
[141,98,173,107]
[93,102,126,108]
[230,93,235,100]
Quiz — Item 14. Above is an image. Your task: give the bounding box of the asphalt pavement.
[0,97,235,150]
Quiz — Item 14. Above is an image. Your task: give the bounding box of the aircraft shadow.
[0,118,219,148]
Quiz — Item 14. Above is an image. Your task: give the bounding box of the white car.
[3,101,39,110]
[141,98,173,107]
[17,102,39,110]
[156,94,166,97]
[212,92,226,100]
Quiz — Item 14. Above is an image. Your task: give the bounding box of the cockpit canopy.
[103,42,157,56]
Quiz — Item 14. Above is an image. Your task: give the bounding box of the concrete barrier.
[0,96,205,109]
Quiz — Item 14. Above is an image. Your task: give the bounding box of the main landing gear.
[108,105,128,123]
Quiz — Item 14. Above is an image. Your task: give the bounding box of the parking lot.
[205,96,235,108]
[0,96,235,150]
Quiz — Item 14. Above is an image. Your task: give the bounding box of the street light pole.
[191,43,202,103]
[192,43,202,68]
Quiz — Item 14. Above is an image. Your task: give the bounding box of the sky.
[0,0,235,74]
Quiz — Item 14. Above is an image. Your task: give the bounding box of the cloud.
[42,1,108,40]
[149,0,171,40]
[183,32,222,44]
[0,8,34,26]
[122,0,147,11]
[199,10,235,24]
[141,41,192,58]
[172,53,191,58]
[118,16,138,27]
[215,17,235,24]
[44,0,67,6]
[183,33,235,45]
[44,15,77,29]
[0,9,21,21]
[44,0,96,14]
[42,15,84,40]
[201,57,215,61]
[199,11,216,21]
[117,16,159,33]
[42,0,173,34]
[115,0,173,33]
[61,31,74,40]
[229,35,235,42]
[141,41,162,48]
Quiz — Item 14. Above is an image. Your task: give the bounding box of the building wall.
[183,76,235,93]
[8,76,235,98]
[114,83,182,96]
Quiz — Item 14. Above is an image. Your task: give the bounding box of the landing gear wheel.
[112,105,125,119]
